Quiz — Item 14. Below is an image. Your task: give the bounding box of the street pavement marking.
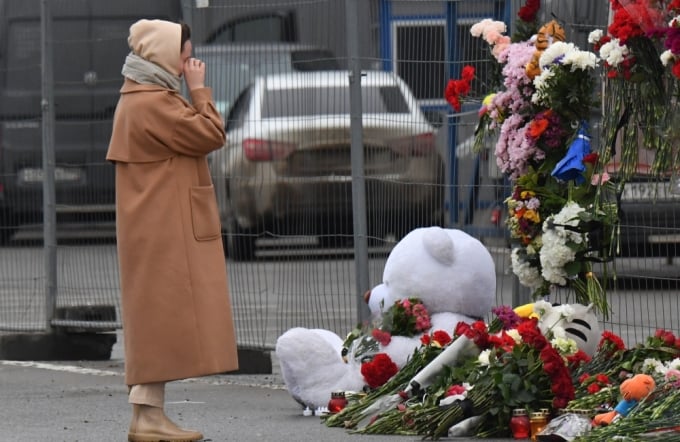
[1,360,287,390]
[1,360,122,376]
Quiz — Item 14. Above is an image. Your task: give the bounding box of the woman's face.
[178,40,193,76]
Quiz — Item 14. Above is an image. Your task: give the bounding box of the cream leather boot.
[128,404,203,442]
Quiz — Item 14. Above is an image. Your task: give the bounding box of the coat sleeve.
[168,87,227,157]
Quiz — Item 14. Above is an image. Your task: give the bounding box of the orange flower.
[528,117,550,139]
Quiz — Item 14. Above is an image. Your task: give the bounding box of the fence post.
[346,0,371,324]
[41,0,57,332]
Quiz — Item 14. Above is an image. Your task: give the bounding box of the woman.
[107,19,238,442]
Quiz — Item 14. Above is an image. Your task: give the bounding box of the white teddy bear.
[275,226,497,409]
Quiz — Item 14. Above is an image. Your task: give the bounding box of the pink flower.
[415,315,431,332]
[591,172,611,185]
[372,328,392,346]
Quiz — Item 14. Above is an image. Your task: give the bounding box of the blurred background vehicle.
[0,0,182,245]
[607,145,680,260]
[211,70,445,260]
[194,43,340,118]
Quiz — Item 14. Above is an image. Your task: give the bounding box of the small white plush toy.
[275,227,497,409]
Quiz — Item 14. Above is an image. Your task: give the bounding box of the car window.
[203,51,295,114]
[290,50,340,71]
[262,85,409,118]
[225,86,252,132]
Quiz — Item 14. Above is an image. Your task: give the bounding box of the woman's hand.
[183,57,206,91]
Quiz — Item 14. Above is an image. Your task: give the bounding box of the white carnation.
[563,50,598,71]
[666,358,680,371]
[540,42,576,68]
[539,202,586,285]
[599,39,629,67]
[588,29,604,44]
[551,336,578,356]
[511,248,544,289]
[641,358,666,375]
[478,349,491,366]
[533,300,553,318]
[661,49,675,66]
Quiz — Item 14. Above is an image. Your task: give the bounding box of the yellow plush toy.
[592,374,656,426]
[525,20,565,79]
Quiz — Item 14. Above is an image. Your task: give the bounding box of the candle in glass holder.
[327,391,348,414]
[529,412,548,441]
[509,408,530,439]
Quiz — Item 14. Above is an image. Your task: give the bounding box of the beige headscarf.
[127,19,182,76]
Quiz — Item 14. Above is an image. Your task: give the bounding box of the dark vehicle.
[608,146,680,259]
[212,71,445,261]
[0,0,181,244]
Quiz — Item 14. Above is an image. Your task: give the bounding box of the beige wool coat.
[107,79,238,385]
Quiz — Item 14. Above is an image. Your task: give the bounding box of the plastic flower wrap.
[591,0,677,181]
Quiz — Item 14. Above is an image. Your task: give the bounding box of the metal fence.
[0,0,678,352]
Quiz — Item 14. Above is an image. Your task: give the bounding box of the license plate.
[18,167,84,184]
[620,181,680,201]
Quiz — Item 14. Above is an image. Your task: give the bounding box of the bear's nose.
[363,289,371,304]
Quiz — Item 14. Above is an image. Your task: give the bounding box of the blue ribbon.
[551,123,591,184]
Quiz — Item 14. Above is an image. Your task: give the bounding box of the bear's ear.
[422,227,454,265]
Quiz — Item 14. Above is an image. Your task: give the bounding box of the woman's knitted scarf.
[121,52,181,91]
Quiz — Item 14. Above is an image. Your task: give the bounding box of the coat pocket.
[189,185,221,241]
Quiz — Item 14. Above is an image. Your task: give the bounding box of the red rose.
[432,330,452,347]
[583,152,599,165]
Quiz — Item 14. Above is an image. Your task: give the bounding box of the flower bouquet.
[342,297,431,364]
[471,12,618,315]
[591,0,678,182]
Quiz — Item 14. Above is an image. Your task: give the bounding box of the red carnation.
[372,328,392,346]
[518,0,540,22]
[444,65,475,112]
[568,350,591,370]
[361,353,398,389]
[598,330,625,355]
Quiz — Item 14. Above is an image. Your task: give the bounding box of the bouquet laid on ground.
[325,306,680,440]
[566,328,680,441]
[325,305,581,439]
[470,11,618,315]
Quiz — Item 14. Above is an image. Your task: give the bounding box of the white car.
[211,71,444,260]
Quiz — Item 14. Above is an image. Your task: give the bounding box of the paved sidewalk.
[0,333,512,441]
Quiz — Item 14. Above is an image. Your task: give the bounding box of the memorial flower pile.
[326,308,680,440]
[325,304,581,439]
[471,13,618,313]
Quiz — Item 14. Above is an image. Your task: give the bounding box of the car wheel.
[224,222,257,262]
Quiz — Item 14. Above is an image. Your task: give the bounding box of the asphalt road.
[0,334,512,442]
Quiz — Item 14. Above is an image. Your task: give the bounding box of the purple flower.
[491,305,522,330]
